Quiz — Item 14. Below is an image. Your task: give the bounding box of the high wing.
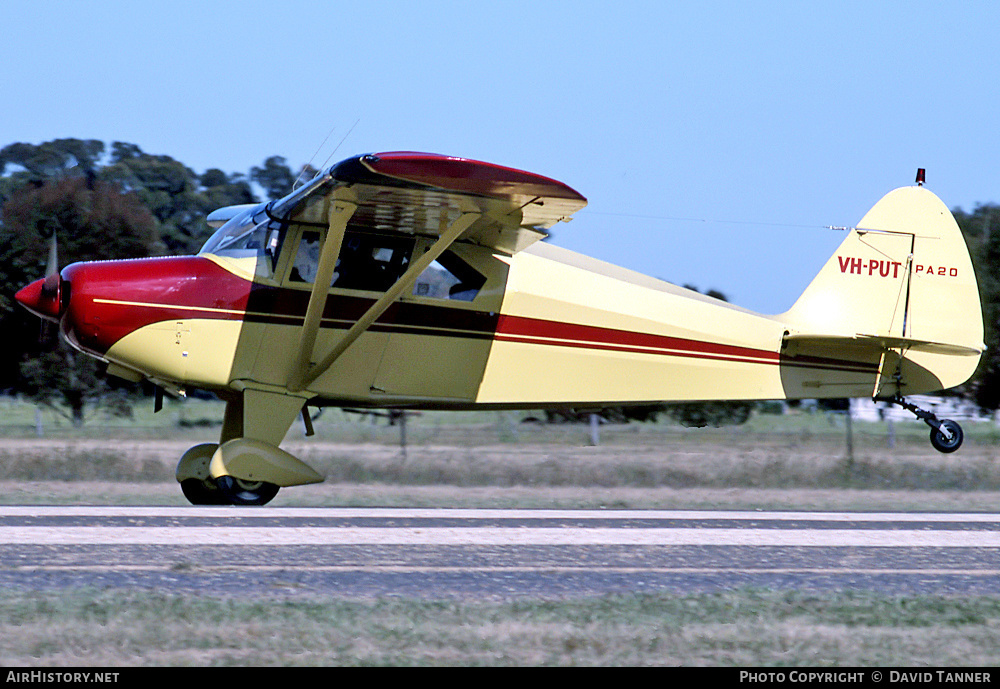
[273,151,587,255]
[257,152,586,393]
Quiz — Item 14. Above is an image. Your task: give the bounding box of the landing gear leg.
[177,391,320,506]
[890,395,964,453]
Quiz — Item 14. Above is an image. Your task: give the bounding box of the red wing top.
[356,152,585,209]
[280,152,587,255]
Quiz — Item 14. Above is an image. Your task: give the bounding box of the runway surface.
[2,507,999,598]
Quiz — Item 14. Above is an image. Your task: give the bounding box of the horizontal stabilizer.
[784,332,984,357]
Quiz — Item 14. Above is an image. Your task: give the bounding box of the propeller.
[45,231,58,278]
[37,232,61,346]
[15,232,65,342]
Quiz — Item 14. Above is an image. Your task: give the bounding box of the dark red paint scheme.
[54,256,252,357]
[362,152,586,202]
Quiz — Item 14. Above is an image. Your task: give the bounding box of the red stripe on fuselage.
[495,314,781,363]
[494,314,877,373]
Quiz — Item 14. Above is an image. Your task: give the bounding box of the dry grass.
[2,590,999,666]
[0,408,998,510]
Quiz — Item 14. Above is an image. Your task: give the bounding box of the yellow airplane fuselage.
[15,152,984,504]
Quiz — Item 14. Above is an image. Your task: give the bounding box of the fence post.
[845,408,854,466]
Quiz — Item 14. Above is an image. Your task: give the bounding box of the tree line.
[953,204,1000,412]
[0,137,997,424]
[0,138,303,423]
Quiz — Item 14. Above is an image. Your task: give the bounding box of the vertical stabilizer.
[781,185,984,394]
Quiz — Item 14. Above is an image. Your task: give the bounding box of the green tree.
[0,176,157,424]
[199,170,256,228]
[250,155,296,200]
[955,204,1000,410]
[99,143,200,255]
[0,138,104,179]
[98,143,257,255]
[0,139,105,212]
[0,138,279,423]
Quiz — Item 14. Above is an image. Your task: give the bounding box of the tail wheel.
[930,419,964,454]
[215,475,280,506]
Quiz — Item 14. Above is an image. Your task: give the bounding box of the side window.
[288,229,416,293]
[412,250,486,301]
[335,233,414,292]
[289,231,322,283]
[286,231,485,301]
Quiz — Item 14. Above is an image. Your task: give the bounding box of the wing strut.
[287,199,356,391]
[288,210,482,393]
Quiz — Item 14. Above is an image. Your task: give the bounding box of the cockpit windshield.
[199,204,285,274]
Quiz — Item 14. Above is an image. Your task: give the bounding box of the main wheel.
[177,443,228,505]
[180,478,230,505]
[930,419,964,453]
[215,475,280,506]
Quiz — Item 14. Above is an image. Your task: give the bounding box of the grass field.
[2,395,999,510]
[3,589,1000,666]
[2,396,999,666]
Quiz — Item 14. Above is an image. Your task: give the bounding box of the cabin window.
[287,230,485,301]
[412,250,486,301]
[289,231,322,283]
[289,230,416,292]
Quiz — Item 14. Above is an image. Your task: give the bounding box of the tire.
[180,478,229,506]
[214,475,280,506]
[929,419,964,454]
[177,444,227,505]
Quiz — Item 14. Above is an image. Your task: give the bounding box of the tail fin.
[780,184,984,396]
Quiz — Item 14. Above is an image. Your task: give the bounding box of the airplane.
[15,152,985,505]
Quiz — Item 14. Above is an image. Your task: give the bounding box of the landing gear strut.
[890,394,964,453]
[174,392,322,506]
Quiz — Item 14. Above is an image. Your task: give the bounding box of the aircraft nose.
[15,273,64,321]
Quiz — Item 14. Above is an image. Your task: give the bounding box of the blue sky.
[2,0,998,314]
